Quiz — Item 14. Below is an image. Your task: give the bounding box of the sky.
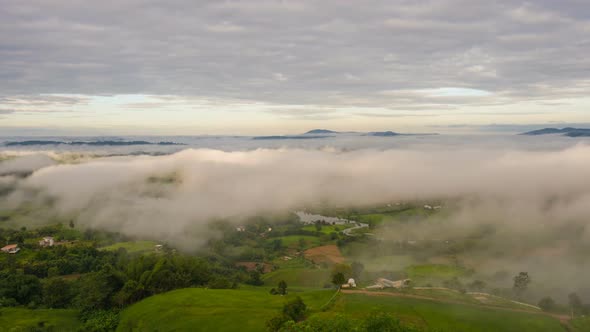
[1,0,590,135]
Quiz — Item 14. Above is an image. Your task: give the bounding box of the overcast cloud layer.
[1,1,590,133]
[1,0,589,101]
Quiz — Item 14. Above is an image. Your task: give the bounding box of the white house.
[366,278,412,290]
[341,278,356,288]
[39,236,55,247]
[1,244,20,254]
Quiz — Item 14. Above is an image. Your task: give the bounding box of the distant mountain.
[366,131,399,137]
[252,135,329,140]
[5,140,186,146]
[303,129,339,135]
[520,127,590,137]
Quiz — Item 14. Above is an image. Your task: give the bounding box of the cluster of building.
[1,236,58,254]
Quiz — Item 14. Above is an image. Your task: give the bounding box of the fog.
[1,139,589,300]
[1,144,589,239]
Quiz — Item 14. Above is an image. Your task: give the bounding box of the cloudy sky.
[1,0,589,135]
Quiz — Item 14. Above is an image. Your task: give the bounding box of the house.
[366,278,411,290]
[1,244,20,254]
[236,226,246,232]
[154,244,163,252]
[341,278,357,288]
[39,236,55,247]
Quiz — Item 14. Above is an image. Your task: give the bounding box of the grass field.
[270,235,322,249]
[100,240,160,254]
[117,287,335,332]
[329,293,566,332]
[302,224,353,234]
[0,307,81,332]
[572,317,590,332]
[117,286,569,332]
[263,267,332,288]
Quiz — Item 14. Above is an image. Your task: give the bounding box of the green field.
[573,317,590,332]
[269,235,322,249]
[0,307,81,332]
[117,287,334,332]
[328,293,566,332]
[100,240,160,254]
[302,224,353,234]
[263,267,332,288]
[117,287,568,332]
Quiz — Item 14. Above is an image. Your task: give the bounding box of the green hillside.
[117,288,334,332]
[117,287,568,332]
[330,293,566,332]
[0,308,81,332]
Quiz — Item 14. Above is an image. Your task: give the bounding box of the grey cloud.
[0,0,589,112]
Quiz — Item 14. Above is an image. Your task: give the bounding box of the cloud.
[1,0,589,112]
[2,143,589,250]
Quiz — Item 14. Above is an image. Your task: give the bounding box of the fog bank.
[1,145,590,250]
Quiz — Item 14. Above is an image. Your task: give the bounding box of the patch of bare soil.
[304,244,345,264]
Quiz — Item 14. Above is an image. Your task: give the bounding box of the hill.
[0,308,81,331]
[303,129,340,134]
[520,127,590,137]
[366,131,399,136]
[117,287,334,332]
[117,287,569,332]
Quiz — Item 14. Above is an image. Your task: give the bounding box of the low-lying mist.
[1,144,589,300]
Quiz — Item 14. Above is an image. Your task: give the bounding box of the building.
[366,278,412,290]
[39,236,55,247]
[341,278,357,288]
[1,244,20,254]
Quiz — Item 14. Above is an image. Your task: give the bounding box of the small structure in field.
[236,226,246,232]
[39,236,55,247]
[1,244,20,254]
[341,278,357,288]
[154,244,163,252]
[366,278,411,290]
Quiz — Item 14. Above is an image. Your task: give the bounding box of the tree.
[363,311,405,332]
[538,297,556,312]
[332,263,352,278]
[113,280,146,307]
[468,280,486,292]
[246,270,264,286]
[278,280,287,295]
[569,292,583,318]
[282,296,306,322]
[42,277,72,308]
[332,272,346,289]
[266,314,289,332]
[512,272,530,299]
[351,261,364,281]
[298,238,306,250]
